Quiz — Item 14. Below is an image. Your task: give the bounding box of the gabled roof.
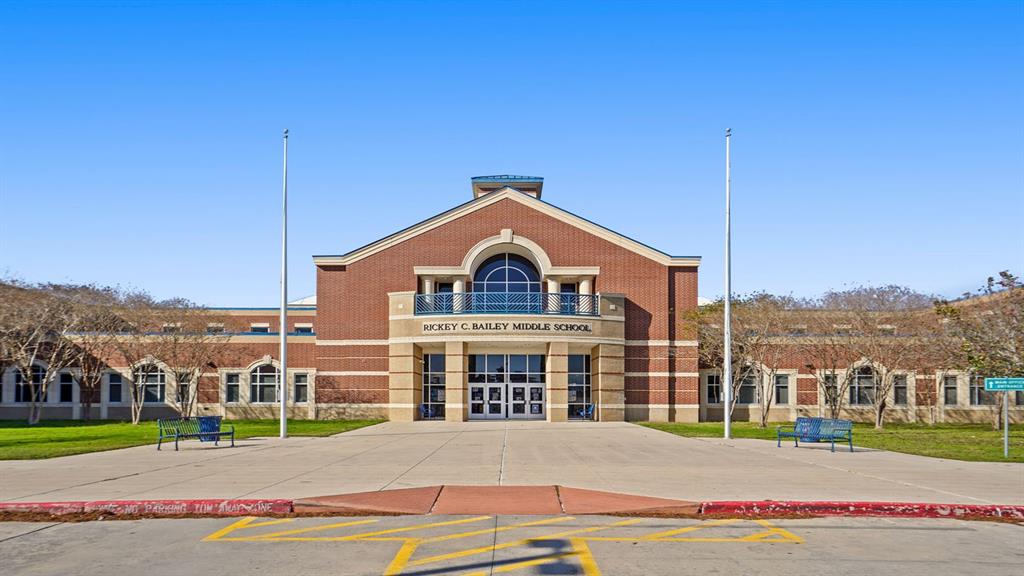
[312,187,701,267]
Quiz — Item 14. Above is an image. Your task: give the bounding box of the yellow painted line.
[246,518,295,529]
[570,538,602,576]
[242,518,379,540]
[740,519,804,544]
[202,517,260,541]
[382,538,421,576]
[248,515,493,542]
[422,516,568,543]
[461,551,579,576]
[631,518,740,540]
[410,518,641,566]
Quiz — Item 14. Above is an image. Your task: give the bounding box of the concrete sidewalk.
[1,421,1021,505]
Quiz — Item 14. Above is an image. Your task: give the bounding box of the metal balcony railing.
[414,292,600,317]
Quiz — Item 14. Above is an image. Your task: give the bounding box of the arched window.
[473,254,541,293]
[849,366,876,405]
[135,364,166,403]
[250,364,280,403]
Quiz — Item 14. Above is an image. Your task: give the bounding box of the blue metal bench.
[157,416,234,451]
[575,404,595,420]
[777,416,853,452]
[420,404,443,420]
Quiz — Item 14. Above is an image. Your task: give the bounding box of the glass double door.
[469,354,545,420]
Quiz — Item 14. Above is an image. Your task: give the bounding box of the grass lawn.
[640,421,1024,463]
[0,419,383,460]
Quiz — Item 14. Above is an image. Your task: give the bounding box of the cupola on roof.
[471,175,544,199]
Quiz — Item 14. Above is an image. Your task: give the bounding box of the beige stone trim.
[625,372,699,378]
[318,371,389,377]
[389,313,624,322]
[390,335,626,345]
[313,188,700,268]
[315,339,390,346]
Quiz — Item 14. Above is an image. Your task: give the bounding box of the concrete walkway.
[1,421,1021,504]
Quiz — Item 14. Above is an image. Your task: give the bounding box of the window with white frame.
[175,372,192,405]
[893,374,908,405]
[15,366,45,402]
[774,374,789,405]
[250,323,270,334]
[250,364,279,403]
[294,324,313,335]
[943,375,958,406]
[969,375,995,405]
[706,374,721,404]
[108,373,123,403]
[849,367,876,405]
[738,371,757,404]
[224,373,240,403]
[206,323,225,334]
[823,373,839,405]
[294,373,309,403]
[422,355,446,419]
[59,373,74,403]
[135,365,166,403]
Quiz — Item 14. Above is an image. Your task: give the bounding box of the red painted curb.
[700,501,1024,520]
[0,499,293,517]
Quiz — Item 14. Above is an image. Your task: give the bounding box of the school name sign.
[422,320,594,334]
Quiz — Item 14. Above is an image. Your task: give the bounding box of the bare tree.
[695,293,792,424]
[825,286,938,429]
[108,291,163,424]
[151,302,242,417]
[936,271,1023,429]
[1,282,84,424]
[801,312,857,420]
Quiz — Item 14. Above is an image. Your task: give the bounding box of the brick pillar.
[388,343,422,421]
[445,341,468,422]
[593,343,624,421]
[547,342,568,422]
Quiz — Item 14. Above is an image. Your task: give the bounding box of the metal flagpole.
[723,128,732,440]
[280,129,289,439]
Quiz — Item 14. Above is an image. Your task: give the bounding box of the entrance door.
[485,383,505,419]
[469,354,546,420]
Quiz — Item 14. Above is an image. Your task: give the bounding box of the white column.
[423,277,435,295]
[546,278,559,312]
[453,278,465,312]
[579,277,593,313]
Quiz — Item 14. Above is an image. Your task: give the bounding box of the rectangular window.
[1017,391,1024,405]
[894,375,908,405]
[59,373,74,403]
[294,324,313,334]
[250,324,270,333]
[206,324,224,334]
[943,375,958,406]
[969,376,995,406]
[225,373,240,403]
[294,373,308,403]
[568,354,592,419]
[176,381,190,405]
[738,373,757,404]
[706,374,721,404]
[422,355,445,419]
[823,374,838,405]
[850,370,876,405]
[108,373,122,403]
[774,374,789,405]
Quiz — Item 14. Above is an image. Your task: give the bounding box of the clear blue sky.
[1,1,1021,306]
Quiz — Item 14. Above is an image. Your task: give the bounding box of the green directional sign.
[984,377,1024,391]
